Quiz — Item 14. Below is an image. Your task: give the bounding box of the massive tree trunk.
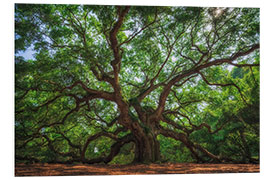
[122,104,161,163]
[132,131,160,163]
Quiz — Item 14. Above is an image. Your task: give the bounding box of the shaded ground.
[15,163,259,176]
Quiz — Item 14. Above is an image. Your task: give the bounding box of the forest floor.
[15,163,259,176]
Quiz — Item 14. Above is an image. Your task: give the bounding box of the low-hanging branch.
[43,134,79,159]
[83,134,134,164]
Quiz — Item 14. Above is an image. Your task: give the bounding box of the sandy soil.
[15,163,259,176]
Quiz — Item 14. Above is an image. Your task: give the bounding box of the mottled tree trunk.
[132,132,160,163]
[126,114,161,163]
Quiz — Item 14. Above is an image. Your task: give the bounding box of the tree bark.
[126,110,161,163]
[132,132,160,163]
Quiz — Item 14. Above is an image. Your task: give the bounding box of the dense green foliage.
[15,4,259,164]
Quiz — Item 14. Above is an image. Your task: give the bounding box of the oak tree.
[15,4,259,164]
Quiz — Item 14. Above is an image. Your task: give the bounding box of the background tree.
[15,4,259,164]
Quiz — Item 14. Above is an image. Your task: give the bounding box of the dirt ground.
[15,163,259,176]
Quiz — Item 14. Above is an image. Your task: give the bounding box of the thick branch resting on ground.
[82,134,134,164]
[80,127,125,161]
[158,126,221,162]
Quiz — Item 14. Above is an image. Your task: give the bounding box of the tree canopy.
[15,4,259,164]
